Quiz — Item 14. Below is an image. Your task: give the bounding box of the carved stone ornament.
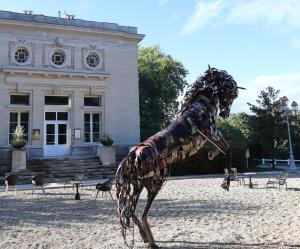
[17,39,27,44]
[54,38,64,48]
[89,44,97,50]
[52,84,62,94]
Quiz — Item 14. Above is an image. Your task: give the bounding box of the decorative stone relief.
[82,45,105,71]
[43,38,74,69]
[9,41,35,67]
[90,84,96,95]
[52,84,62,94]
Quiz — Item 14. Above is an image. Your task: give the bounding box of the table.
[242,172,256,188]
[70,181,81,200]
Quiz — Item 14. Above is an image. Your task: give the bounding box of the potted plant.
[100,134,114,147]
[98,134,115,165]
[11,125,27,172]
[11,125,27,149]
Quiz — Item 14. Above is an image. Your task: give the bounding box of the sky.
[1,0,300,114]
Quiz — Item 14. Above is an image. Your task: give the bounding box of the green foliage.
[138,45,188,140]
[247,87,291,164]
[12,125,26,149]
[100,134,114,146]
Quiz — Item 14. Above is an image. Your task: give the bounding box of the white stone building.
[0,10,143,170]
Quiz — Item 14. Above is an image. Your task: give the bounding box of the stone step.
[4,155,117,184]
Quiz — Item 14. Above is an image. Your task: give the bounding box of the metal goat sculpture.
[116,67,242,248]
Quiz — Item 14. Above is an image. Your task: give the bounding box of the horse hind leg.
[131,185,149,243]
[142,190,159,249]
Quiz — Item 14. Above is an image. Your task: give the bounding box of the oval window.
[15,48,29,63]
[52,50,65,65]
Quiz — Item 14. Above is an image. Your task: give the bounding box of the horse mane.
[180,67,236,112]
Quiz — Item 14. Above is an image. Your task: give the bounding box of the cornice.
[0,66,110,80]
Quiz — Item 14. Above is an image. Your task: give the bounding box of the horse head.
[180,66,242,117]
[205,66,239,119]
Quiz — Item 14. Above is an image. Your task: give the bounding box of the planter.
[11,149,27,172]
[97,144,116,165]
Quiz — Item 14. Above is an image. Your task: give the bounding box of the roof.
[0,10,140,35]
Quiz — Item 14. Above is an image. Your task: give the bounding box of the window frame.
[84,96,102,107]
[84,112,102,143]
[51,50,65,66]
[44,95,70,106]
[10,94,30,106]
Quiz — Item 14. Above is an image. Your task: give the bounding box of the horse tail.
[116,148,138,239]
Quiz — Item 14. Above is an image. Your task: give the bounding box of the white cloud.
[181,0,300,35]
[231,72,300,114]
[181,0,224,35]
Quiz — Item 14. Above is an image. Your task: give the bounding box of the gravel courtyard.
[0,175,300,249]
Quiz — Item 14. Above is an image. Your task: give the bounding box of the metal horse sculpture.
[116,67,241,248]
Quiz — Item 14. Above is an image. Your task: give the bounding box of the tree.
[138,46,188,140]
[247,86,287,167]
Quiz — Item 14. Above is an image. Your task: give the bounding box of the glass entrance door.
[44,112,69,157]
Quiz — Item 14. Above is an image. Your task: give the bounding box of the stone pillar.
[11,149,27,172]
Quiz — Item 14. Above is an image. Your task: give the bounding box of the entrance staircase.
[5,157,117,184]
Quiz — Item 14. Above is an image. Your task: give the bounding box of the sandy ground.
[0,174,300,249]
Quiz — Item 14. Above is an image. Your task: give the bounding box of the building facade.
[0,10,143,165]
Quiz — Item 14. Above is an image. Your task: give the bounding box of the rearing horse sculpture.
[116,67,242,248]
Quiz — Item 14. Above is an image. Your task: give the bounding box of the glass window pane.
[10,113,18,123]
[93,123,99,133]
[20,113,29,122]
[9,123,18,133]
[10,95,30,105]
[84,97,100,106]
[93,133,100,142]
[93,113,99,122]
[58,124,67,134]
[57,112,68,121]
[84,123,90,133]
[58,135,67,144]
[84,133,90,142]
[46,135,55,145]
[84,113,90,123]
[21,123,29,133]
[46,124,55,134]
[45,96,69,105]
[45,112,56,120]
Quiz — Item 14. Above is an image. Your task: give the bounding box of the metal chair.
[95,177,114,201]
[266,171,289,190]
[4,175,18,193]
[32,174,45,194]
[230,168,245,186]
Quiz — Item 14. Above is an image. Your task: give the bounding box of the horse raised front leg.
[142,190,159,249]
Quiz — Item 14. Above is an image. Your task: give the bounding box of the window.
[51,50,65,65]
[10,95,30,105]
[84,113,101,143]
[45,96,69,105]
[84,97,101,107]
[45,112,68,121]
[86,53,99,67]
[9,112,29,143]
[15,48,29,63]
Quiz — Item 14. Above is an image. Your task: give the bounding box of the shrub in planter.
[11,125,27,149]
[100,134,113,146]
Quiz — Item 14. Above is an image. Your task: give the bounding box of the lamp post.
[278,97,298,171]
